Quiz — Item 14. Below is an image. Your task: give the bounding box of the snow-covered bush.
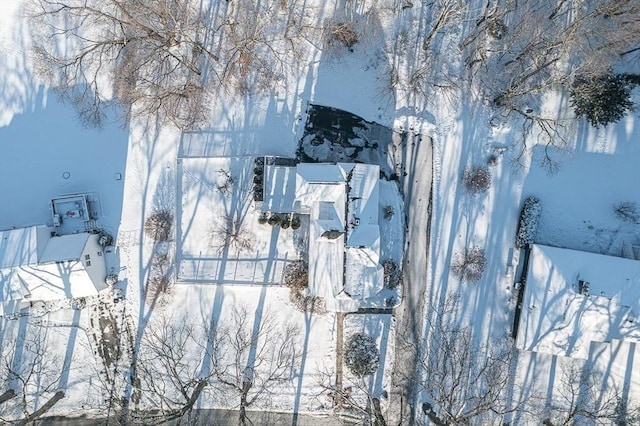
[462,166,491,194]
[281,215,291,229]
[451,246,486,283]
[515,196,541,248]
[105,274,118,286]
[487,19,507,39]
[383,260,402,289]
[345,333,379,377]
[98,230,113,247]
[570,73,634,128]
[144,210,173,242]
[383,205,395,220]
[258,212,268,225]
[291,215,301,230]
[268,214,280,226]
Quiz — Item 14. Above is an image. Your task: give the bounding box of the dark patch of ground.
[297,104,405,179]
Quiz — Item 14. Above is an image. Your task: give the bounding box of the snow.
[516,244,640,360]
[39,233,89,263]
[1,0,638,421]
[0,227,107,314]
[0,225,44,268]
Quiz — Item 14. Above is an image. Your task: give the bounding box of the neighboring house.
[263,162,385,312]
[516,244,640,359]
[0,225,107,316]
[516,244,640,404]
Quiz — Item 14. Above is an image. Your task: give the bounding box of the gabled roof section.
[0,225,50,269]
[297,163,346,183]
[39,233,90,264]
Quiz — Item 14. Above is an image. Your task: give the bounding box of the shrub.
[487,19,507,39]
[613,201,640,223]
[258,212,269,224]
[98,230,113,247]
[451,246,487,283]
[487,154,499,167]
[284,260,308,291]
[144,210,173,242]
[345,333,379,377]
[515,197,541,248]
[291,215,301,230]
[463,166,491,194]
[253,166,263,175]
[105,274,119,286]
[268,214,280,226]
[281,216,291,229]
[383,260,402,289]
[145,275,172,307]
[570,73,634,128]
[289,290,326,314]
[384,205,395,220]
[331,21,358,49]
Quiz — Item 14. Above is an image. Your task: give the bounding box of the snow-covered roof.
[344,247,384,299]
[1,261,101,303]
[296,163,346,183]
[39,233,90,263]
[262,165,297,213]
[0,226,104,310]
[271,162,384,311]
[516,244,640,359]
[0,225,50,269]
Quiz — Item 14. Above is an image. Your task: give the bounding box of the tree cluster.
[30,0,312,129]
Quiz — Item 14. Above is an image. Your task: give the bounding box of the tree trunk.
[17,391,65,425]
[0,389,16,405]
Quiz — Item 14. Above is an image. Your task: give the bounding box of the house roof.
[516,244,640,359]
[262,161,385,311]
[262,165,297,213]
[0,225,50,269]
[0,226,103,308]
[39,233,89,263]
[1,261,101,303]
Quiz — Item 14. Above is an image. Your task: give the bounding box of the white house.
[263,162,385,312]
[0,225,107,315]
[516,244,640,360]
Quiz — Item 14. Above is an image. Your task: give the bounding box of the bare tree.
[144,210,173,243]
[209,213,254,256]
[419,295,524,425]
[30,0,312,128]
[0,325,64,423]
[543,363,640,425]
[456,0,640,169]
[211,305,301,425]
[135,316,211,423]
[29,0,222,129]
[422,0,467,51]
[450,246,486,283]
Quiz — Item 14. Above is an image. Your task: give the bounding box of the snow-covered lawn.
[177,157,299,284]
[2,0,639,422]
[0,93,129,233]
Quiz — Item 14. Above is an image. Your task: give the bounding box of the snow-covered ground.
[1,0,639,423]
